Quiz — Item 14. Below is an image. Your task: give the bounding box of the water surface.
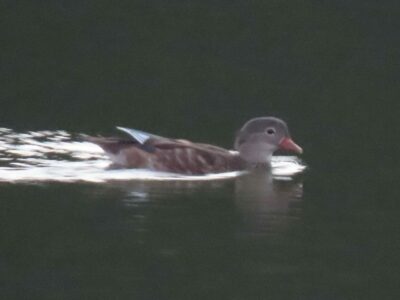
[1,0,399,299]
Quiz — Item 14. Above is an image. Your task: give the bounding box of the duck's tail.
[80,134,137,154]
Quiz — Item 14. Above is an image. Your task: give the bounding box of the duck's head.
[234,117,303,164]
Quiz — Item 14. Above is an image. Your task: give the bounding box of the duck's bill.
[279,137,303,154]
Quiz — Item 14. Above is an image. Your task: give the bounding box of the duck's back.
[85,136,244,175]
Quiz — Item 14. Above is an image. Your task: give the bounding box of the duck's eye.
[266,128,276,135]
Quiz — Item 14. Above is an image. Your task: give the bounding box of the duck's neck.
[237,145,274,165]
[231,152,272,171]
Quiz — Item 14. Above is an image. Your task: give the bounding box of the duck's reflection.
[82,174,304,297]
[235,170,303,238]
[109,171,303,240]
[235,171,303,237]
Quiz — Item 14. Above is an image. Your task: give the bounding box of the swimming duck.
[84,117,302,175]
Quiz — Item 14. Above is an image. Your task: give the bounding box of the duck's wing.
[149,139,231,154]
[84,133,241,173]
[116,127,230,153]
[146,139,242,174]
[116,127,165,144]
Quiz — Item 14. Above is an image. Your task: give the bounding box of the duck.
[84,117,303,175]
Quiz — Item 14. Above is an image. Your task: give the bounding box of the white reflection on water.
[0,128,306,183]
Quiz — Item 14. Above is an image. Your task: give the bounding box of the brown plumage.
[84,117,303,175]
[85,136,244,175]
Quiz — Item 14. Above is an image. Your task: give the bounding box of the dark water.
[1,1,399,299]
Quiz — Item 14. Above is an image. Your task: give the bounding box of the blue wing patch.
[116,127,161,144]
